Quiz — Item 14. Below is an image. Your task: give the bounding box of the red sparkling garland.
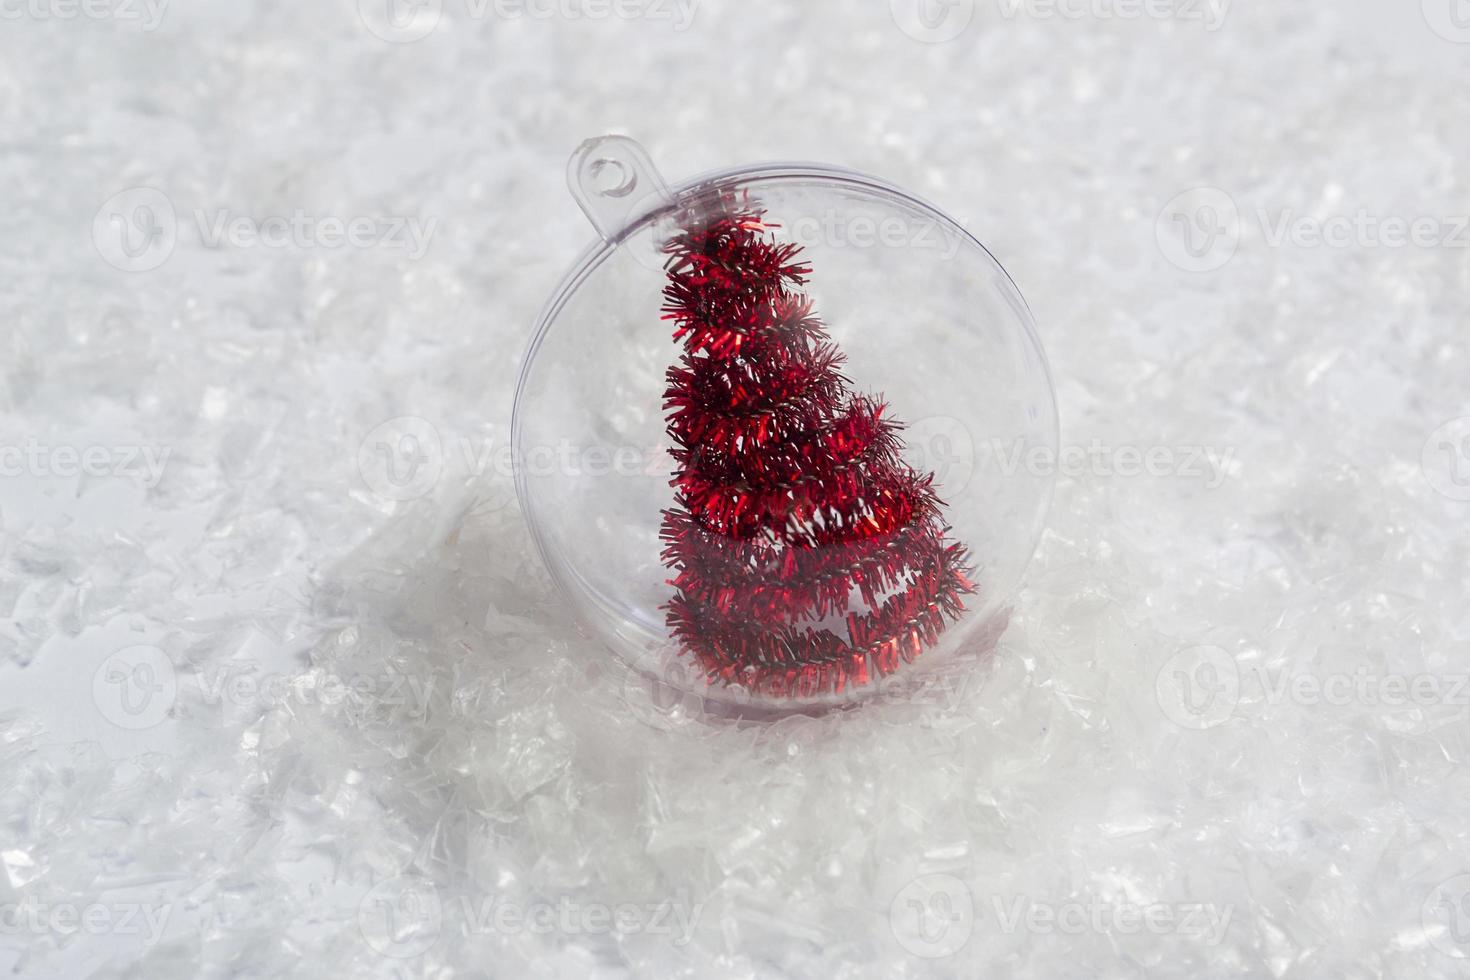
[659,199,974,699]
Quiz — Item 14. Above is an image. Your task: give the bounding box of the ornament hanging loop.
[567,135,673,244]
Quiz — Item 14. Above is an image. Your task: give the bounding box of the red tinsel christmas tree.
[659,199,974,699]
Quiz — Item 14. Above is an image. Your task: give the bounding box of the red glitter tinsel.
[659,197,974,699]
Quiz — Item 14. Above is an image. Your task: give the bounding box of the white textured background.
[3,1,1470,977]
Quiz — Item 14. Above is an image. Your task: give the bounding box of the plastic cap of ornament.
[566,135,674,243]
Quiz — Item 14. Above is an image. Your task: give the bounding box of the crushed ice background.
[3,1,1470,977]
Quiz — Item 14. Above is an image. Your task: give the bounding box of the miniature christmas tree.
[659,200,974,699]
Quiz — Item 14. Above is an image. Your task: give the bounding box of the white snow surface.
[2,1,1470,977]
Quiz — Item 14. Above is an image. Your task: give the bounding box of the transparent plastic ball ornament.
[513,136,1058,716]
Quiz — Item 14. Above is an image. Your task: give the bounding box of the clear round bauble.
[513,137,1058,717]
